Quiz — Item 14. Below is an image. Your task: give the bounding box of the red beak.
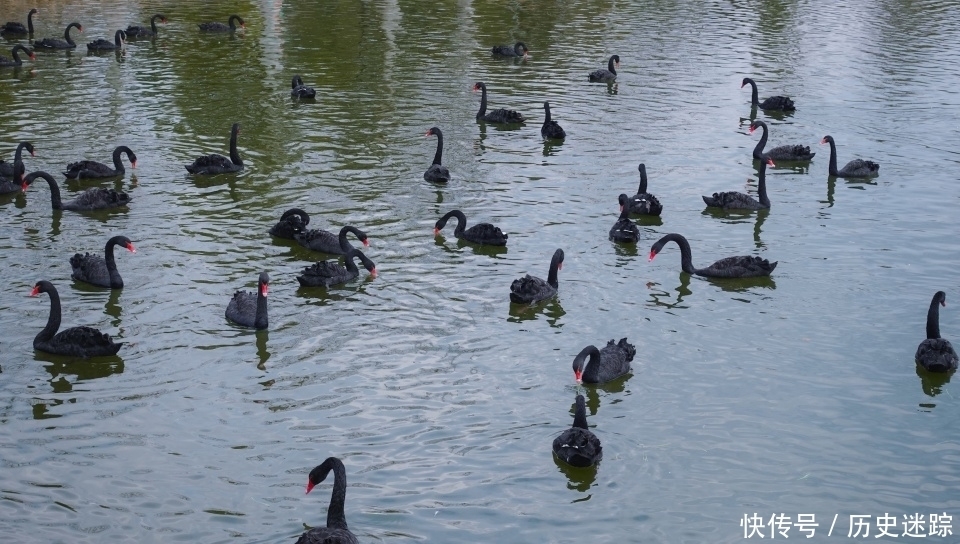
[574,370,582,383]
[21,182,28,192]
[748,126,756,134]
[126,243,137,253]
[131,160,138,169]
[362,239,370,247]
[260,284,269,297]
[558,263,563,271]
[767,158,776,167]
[30,285,40,296]
[648,250,657,262]
[305,481,315,494]
[433,228,440,235]
[370,268,378,278]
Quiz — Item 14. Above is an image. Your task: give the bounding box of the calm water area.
[1,0,960,542]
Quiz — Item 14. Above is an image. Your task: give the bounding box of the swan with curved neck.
[423,127,450,182]
[299,457,359,544]
[225,272,269,329]
[34,22,82,49]
[296,225,370,255]
[472,82,525,124]
[23,171,131,211]
[541,102,566,140]
[270,208,310,239]
[297,249,377,287]
[749,120,814,161]
[71,235,136,289]
[199,15,244,32]
[819,135,879,178]
[741,77,795,111]
[571,338,636,384]
[64,146,137,179]
[916,291,959,372]
[510,248,564,304]
[491,42,529,57]
[1,8,38,35]
[0,141,35,187]
[702,157,775,210]
[87,29,126,51]
[552,394,602,468]
[0,45,36,67]
[621,163,663,216]
[126,14,167,38]
[649,233,777,278]
[30,280,123,357]
[434,209,508,246]
[185,123,243,174]
[589,55,619,82]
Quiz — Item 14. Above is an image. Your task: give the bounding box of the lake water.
[2,0,959,542]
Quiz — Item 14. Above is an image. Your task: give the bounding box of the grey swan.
[491,42,528,57]
[473,82,525,124]
[296,249,377,287]
[34,22,82,50]
[552,394,602,468]
[225,272,269,329]
[291,75,316,99]
[820,135,879,178]
[620,163,662,216]
[64,145,137,179]
[0,141,34,188]
[298,457,360,544]
[70,235,136,289]
[1,8,37,35]
[87,29,125,51]
[199,15,244,32]
[649,233,777,278]
[741,77,795,111]
[541,102,566,140]
[423,127,450,183]
[609,202,640,244]
[270,208,310,239]
[295,225,369,255]
[572,338,636,384]
[510,248,564,304]
[126,14,167,39]
[434,209,508,246]
[23,171,131,211]
[749,120,814,161]
[30,280,122,357]
[916,291,959,373]
[0,45,35,67]
[589,55,619,82]
[702,156,775,210]
[185,123,243,174]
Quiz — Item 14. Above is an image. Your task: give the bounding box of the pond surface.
[1,0,960,542]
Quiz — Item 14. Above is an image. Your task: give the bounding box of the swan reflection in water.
[508,297,566,328]
[916,364,952,404]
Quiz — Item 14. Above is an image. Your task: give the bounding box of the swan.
[34,22,82,49]
[572,338,636,384]
[916,291,959,372]
[291,75,317,99]
[491,42,528,57]
[620,163,662,216]
[741,77,795,111]
[30,280,122,357]
[702,156,775,210]
[199,15,244,32]
[589,55,619,82]
[649,233,777,278]
[541,102,566,140]
[0,45,35,67]
[552,395,602,468]
[0,141,34,186]
[185,123,243,174]
[64,146,137,179]
[1,8,37,35]
[296,225,369,255]
[270,208,310,239]
[473,82,525,124]
[749,120,814,161]
[126,14,167,39]
[23,171,131,211]
[510,248,564,304]
[225,272,269,329]
[70,235,136,289]
[820,135,879,178]
[298,457,360,544]
[423,127,450,183]
[296,249,377,287]
[434,209,507,246]
[610,202,640,243]
[87,29,125,51]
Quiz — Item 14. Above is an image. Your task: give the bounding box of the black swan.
[291,75,317,99]
[270,208,310,239]
[423,127,450,183]
[126,14,167,38]
[510,248,564,304]
[552,394,602,468]
[649,233,777,278]
[541,102,566,140]
[295,225,369,255]
[621,163,662,216]
[87,29,125,51]
[70,235,136,289]
[185,123,243,174]
[1,8,38,35]
[299,457,360,544]
[225,271,269,329]
[0,45,35,67]
[741,77,795,111]
[434,209,508,246]
[820,135,879,178]
[30,280,122,357]
[572,338,636,384]
[749,120,814,161]
[473,82,525,124]
[23,171,131,211]
[916,291,959,373]
[199,15,244,32]
[610,202,640,244]
[491,42,528,57]
[297,249,377,287]
[588,55,619,82]
[0,141,34,184]
[34,22,82,49]
[702,156,775,210]
[64,145,137,179]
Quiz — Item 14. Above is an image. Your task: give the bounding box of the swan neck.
[827,139,838,175]
[661,233,696,274]
[104,237,124,286]
[544,103,552,124]
[757,162,770,207]
[12,45,25,64]
[36,286,62,345]
[28,10,35,33]
[13,142,26,174]
[443,210,466,237]
[753,124,768,159]
[150,15,162,33]
[65,24,77,45]
[32,173,63,209]
[638,166,647,194]
[582,348,602,383]
[572,399,589,429]
[229,129,242,166]
[608,57,617,75]
[749,80,759,105]
[255,285,268,329]
[343,250,361,274]
[112,147,126,171]
[326,460,350,531]
[432,131,443,165]
[927,297,942,339]
[477,86,487,118]
[547,254,562,288]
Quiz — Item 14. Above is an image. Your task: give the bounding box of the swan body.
[510,249,564,304]
[434,209,507,246]
[185,123,243,174]
[70,235,136,289]
[64,146,136,179]
[270,208,309,239]
[291,75,316,98]
[0,45,35,67]
[820,135,879,178]
[0,141,34,188]
[572,338,636,384]
[87,29,125,51]
[34,22,82,49]
[491,42,528,57]
[296,225,369,255]
[621,163,662,216]
[473,82,525,124]
[610,202,640,244]
[552,395,602,468]
[741,77,795,111]
[916,291,959,373]
[749,120,814,161]
[1,8,37,35]
[297,249,377,287]
[199,15,244,32]
[298,457,360,544]
[30,280,122,357]
[126,14,167,38]
[702,157,775,210]
[24,171,130,211]
[225,272,269,329]
[424,127,450,182]
[588,55,619,82]
[541,102,566,140]
[649,233,777,278]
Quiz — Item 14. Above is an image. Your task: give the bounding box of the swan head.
[648,249,658,262]
[748,120,765,134]
[258,272,270,297]
[819,135,834,145]
[472,81,486,92]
